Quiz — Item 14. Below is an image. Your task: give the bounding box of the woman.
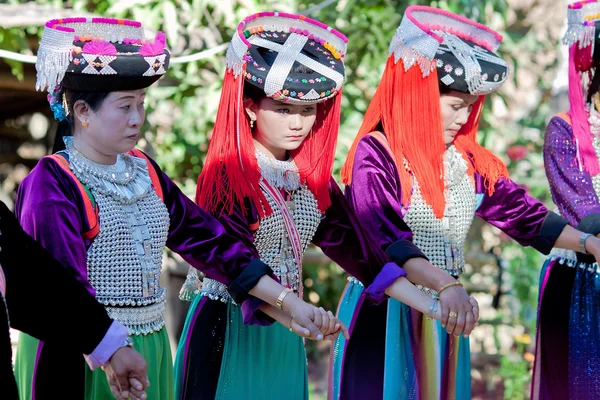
[15,17,335,400]
[533,2,600,399]
[174,12,467,400]
[332,6,600,400]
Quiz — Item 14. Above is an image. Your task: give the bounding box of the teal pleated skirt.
[330,279,471,400]
[175,293,308,400]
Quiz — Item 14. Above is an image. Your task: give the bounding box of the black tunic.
[0,201,114,399]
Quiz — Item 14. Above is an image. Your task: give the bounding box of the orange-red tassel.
[292,90,342,213]
[198,67,342,218]
[197,67,269,217]
[342,57,508,218]
[454,96,508,195]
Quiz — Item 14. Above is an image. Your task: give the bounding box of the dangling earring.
[250,119,255,129]
[309,129,313,139]
[82,121,89,128]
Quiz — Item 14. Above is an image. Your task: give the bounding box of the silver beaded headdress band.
[563,0,600,49]
[226,12,347,105]
[389,5,508,96]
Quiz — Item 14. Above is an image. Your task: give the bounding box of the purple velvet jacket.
[15,154,271,307]
[346,135,568,262]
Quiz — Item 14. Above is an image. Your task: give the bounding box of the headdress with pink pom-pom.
[36,17,170,120]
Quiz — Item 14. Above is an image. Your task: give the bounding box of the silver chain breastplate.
[403,146,477,298]
[65,138,170,335]
[202,152,322,303]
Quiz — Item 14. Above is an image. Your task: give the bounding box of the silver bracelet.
[428,298,439,320]
[120,336,134,348]
[580,233,592,254]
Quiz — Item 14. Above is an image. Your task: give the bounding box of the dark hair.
[243,47,317,103]
[52,89,110,153]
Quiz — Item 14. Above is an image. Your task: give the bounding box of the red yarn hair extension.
[198,67,342,217]
[197,67,269,217]
[342,58,446,217]
[453,96,508,195]
[292,90,342,213]
[342,58,508,218]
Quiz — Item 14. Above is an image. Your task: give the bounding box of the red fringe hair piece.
[453,96,509,195]
[197,66,342,217]
[342,57,508,218]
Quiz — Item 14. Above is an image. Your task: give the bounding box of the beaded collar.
[65,136,152,204]
[256,150,301,191]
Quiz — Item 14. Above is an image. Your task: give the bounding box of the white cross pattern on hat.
[249,34,345,99]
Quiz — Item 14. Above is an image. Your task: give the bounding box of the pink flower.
[506,145,528,161]
[82,41,117,55]
[139,31,166,56]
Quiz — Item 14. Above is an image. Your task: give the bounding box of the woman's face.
[246,97,317,159]
[75,89,146,159]
[439,90,479,145]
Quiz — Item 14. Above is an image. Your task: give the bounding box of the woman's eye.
[303,107,315,113]
[121,105,130,110]
[277,108,290,114]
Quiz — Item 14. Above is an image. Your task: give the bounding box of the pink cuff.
[83,321,128,370]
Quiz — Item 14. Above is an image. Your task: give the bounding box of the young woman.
[174,12,469,400]
[533,2,600,399]
[15,17,333,400]
[332,6,600,400]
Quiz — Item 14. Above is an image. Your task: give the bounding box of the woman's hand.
[290,312,349,341]
[438,285,478,337]
[283,295,349,340]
